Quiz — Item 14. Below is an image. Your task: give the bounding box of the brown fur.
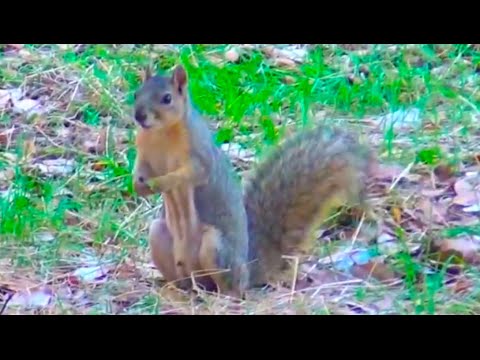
[198,225,244,298]
[148,216,177,284]
[133,68,205,287]
[133,65,375,297]
[135,125,203,285]
[244,126,375,286]
[133,66,249,298]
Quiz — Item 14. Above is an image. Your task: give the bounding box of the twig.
[349,211,365,250]
[32,124,90,157]
[299,279,364,299]
[458,95,480,115]
[0,292,14,315]
[24,64,70,79]
[388,161,414,193]
[112,203,144,243]
[66,65,93,111]
[281,255,300,304]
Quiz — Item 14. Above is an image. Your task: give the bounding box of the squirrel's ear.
[172,65,187,94]
[142,64,154,82]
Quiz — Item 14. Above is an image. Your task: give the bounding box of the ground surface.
[0,44,479,315]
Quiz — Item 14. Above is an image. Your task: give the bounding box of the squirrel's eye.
[161,93,172,105]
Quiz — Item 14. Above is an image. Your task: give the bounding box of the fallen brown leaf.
[0,272,41,293]
[282,75,296,85]
[391,207,402,224]
[22,138,36,160]
[83,128,107,154]
[115,263,140,280]
[423,121,441,131]
[0,129,13,146]
[452,176,480,207]
[434,164,456,182]
[225,47,240,63]
[157,284,192,304]
[351,261,399,283]
[262,46,302,70]
[272,57,297,69]
[451,276,473,294]
[262,45,307,63]
[431,236,480,265]
[296,267,349,291]
[262,45,277,58]
[64,211,82,226]
[92,161,107,171]
[417,197,448,224]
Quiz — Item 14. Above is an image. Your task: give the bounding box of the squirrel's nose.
[135,109,147,124]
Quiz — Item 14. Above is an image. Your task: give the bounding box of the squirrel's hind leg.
[199,225,246,300]
[149,216,191,290]
[149,215,218,294]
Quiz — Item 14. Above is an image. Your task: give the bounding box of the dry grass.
[1,44,480,315]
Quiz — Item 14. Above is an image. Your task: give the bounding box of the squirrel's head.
[133,65,188,130]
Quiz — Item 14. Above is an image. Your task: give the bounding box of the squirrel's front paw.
[134,176,153,196]
[148,175,174,193]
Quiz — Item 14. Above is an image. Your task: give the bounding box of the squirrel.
[132,64,374,299]
[133,65,249,298]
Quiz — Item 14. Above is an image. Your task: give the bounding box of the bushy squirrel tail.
[244,125,375,286]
